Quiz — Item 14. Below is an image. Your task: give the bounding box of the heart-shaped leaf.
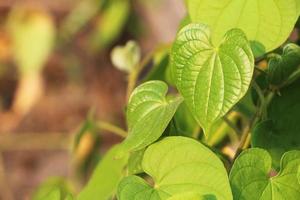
[267,43,300,86]
[252,79,300,168]
[117,136,232,200]
[187,0,300,54]
[171,24,254,135]
[111,40,141,73]
[120,81,183,154]
[230,148,300,200]
[77,144,129,200]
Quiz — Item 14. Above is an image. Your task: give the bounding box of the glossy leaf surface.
[120,81,183,153]
[171,24,254,134]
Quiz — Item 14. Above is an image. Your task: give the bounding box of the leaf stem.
[223,115,241,135]
[254,66,267,75]
[233,82,267,160]
[252,81,267,120]
[192,126,201,139]
[126,50,155,101]
[96,121,127,138]
[126,44,171,101]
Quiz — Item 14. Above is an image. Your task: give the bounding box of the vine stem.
[126,44,171,101]
[126,50,155,101]
[233,81,266,160]
[223,115,241,135]
[96,121,127,138]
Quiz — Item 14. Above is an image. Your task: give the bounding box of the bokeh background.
[0,0,185,199]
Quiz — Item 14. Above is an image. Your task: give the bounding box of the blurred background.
[0,0,185,199]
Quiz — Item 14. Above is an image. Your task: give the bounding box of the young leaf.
[119,81,183,154]
[187,0,300,54]
[230,148,300,200]
[111,40,141,73]
[267,43,300,86]
[252,79,300,168]
[117,136,232,200]
[171,24,254,135]
[77,144,129,200]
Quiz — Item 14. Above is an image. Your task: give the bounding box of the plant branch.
[96,121,127,138]
[233,81,267,160]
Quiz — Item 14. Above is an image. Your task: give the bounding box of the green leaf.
[171,24,254,135]
[119,81,183,154]
[127,148,145,175]
[111,40,141,73]
[117,136,232,200]
[167,192,216,200]
[77,144,129,200]
[117,175,161,200]
[187,0,299,54]
[268,43,300,86]
[32,177,73,200]
[252,79,300,168]
[230,148,300,200]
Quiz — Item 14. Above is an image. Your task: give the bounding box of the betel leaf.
[230,148,300,200]
[268,43,300,86]
[252,79,300,168]
[117,137,232,200]
[119,81,183,154]
[187,0,300,54]
[171,24,254,135]
[167,192,216,200]
[77,144,128,200]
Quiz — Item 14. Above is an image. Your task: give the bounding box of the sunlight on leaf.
[171,24,254,135]
[187,0,299,54]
